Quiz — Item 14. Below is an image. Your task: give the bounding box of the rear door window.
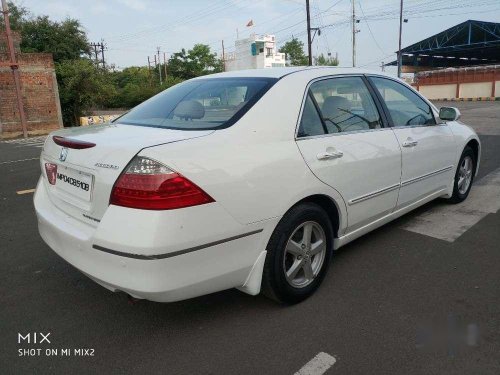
[307,76,383,134]
[297,94,326,137]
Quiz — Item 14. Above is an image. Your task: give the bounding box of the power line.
[105,0,499,69]
[358,0,386,56]
[105,0,234,42]
[108,0,250,44]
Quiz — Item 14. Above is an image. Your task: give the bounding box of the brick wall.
[0,31,21,53]
[0,33,63,139]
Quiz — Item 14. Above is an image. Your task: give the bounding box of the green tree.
[279,38,308,66]
[314,53,339,66]
[1,2,89,61]
[108,67,183,108]
[20,16,90,62]
[168,44,223,79]
[56,59,116,126]
[0,1,29,30]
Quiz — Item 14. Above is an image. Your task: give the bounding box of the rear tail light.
[45,163,57,185]
[53,136,96,149]
[110,156,214,210]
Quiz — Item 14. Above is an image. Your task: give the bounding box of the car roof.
[197,66,396,80]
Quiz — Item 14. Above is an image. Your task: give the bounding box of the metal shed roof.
[387,20,500,71]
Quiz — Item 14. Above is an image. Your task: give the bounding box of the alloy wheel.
[283,221,327,288]
[458,155,473,195]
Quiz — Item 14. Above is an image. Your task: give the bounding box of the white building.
[225,34,286,71]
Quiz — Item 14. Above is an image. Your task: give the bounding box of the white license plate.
[55,165,93,202]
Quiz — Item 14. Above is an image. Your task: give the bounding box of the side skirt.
[334,188,448,250]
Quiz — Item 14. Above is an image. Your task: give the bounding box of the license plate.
[55,165,93,202]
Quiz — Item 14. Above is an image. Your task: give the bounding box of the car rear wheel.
[262,202,333,304]
[448,146,476,204]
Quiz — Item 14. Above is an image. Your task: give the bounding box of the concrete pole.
[306,0,312,66]
[1,0,28,138]
[147,56,152,86]
[397,0,404,78]
[221,40,226,72]
[157,47,162,85]
[163,52,167,80]
[100,40,105,68]
[352,0,356,67]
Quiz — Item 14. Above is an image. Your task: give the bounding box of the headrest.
[321,96,351,120]
[173,100,205,120]
[322,96,351,111]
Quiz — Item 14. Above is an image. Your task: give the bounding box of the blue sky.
[15,0,500,74]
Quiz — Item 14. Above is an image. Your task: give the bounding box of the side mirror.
[439,107,461,122]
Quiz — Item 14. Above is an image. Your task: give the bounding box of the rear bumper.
[34,178,276,302]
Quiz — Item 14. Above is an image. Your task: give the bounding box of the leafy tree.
[56,59,116,126]
[279,38,308,66]
[314,53,339,66]
[0,1,29,30]
[20,16,90,62]
[1,2,89,61]
[108,67,183,108]
[110,66,150,89]
[168,44,223,79]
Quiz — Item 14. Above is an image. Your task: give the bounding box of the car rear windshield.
[116,77,277,130]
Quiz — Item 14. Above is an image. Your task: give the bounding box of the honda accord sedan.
[35,67,480,304]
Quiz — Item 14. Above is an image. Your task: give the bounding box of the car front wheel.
[448,146,476,204]
[262,202,333,304]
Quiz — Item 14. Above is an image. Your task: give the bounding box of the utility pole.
[100,39,106,68]
[90,42,106,68]
[352,0,356,67]
[306,0,312,66]
[221,40,226,72]
[153,54,157,76]
[147,56,152,85]
[397,0,404,78]
[1,0,27,138]
[381,61,385,72]
[90,42,99,65]
[163,52,167,80]
[157,47,162,85]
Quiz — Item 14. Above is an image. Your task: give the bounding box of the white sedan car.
[35,67,480,304]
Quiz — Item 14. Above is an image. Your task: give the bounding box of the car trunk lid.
[40,124,214,225]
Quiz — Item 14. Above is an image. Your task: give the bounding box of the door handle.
[402,139,418,148]
[317,150,344,160]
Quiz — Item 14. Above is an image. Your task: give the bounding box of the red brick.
[0,42,61,137]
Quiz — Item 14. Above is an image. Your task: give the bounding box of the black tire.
[261,202,334,304]
[448,146,476,204]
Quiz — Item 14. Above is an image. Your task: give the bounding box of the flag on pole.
[246,20,254,27]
